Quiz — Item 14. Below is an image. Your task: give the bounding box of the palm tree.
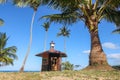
[42,22,50,51]
[41,0,120,70]
[57,26,70,53]
[13,0,40,72]
[0,32,17,66]
[13,0,50,72]
[62,61,74,70]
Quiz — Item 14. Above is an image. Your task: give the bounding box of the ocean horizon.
[0,70,40,72]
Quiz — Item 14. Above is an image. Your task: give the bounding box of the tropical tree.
[0,32,17,66]
[62,61,74,70]
[42,22,50,51]
[57,26,70,53]
[13,0,50,72]
[41,0,120,70]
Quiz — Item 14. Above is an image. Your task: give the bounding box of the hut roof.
[36,50,67,57]
[36,41,67,57]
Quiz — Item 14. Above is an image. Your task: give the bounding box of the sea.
[0,70,40,72]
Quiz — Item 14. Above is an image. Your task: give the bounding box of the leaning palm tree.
[0,32,17,66]
[13,0,50,72]
[57,26,70,53]
[41,0,120,70]
[42,22,50,51]
[14,0,40,72]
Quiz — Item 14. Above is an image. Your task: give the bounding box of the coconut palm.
[0,32,17,66]
[62,61,74,70]
[13,0,50,72]
[41,0,120,70]
[57,26,70,53]
[14,0,41,72]
[42,22,50,51]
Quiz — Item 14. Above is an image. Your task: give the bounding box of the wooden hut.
[36,41,67,71]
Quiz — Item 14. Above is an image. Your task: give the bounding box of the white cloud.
[102,42,120,49]
[82,50,90,54]
[107,53,120,59]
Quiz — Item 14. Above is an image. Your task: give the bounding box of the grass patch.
[0,70,119,80]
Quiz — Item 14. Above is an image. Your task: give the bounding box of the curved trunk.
[20,11,36,72]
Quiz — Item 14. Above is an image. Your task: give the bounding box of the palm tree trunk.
[19,10,36,72]
[44,31,48,51]
[86,30,113,70]
[89,31,108,66]
[64,37,66,53]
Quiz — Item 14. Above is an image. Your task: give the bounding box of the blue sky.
[0,2,120,71]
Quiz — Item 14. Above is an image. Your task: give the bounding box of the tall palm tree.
[0,32,17,66]
[57,26,70,53]
[13,0,40,72]
[42,22,50,51]
[13,0,50,72]
[41,0,120,70]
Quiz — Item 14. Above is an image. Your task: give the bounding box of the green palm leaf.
[112,28,120,34]
[0,0,6,3]
[0,33,17,66]
[0,18,4,26]
[41,12,81,25]
[103,7,120,27]
[42,22,50,31]
[57,26,70,37]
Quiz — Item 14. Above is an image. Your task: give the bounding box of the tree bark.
[89,31,108,66]
[84,15,114,70]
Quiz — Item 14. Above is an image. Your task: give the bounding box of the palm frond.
[0,18,4,26]
[98,0,120,9]
[57,26,70,37]
[0,0,6,3]
[41,11,80,25]
[112,28,120,34]
[13,0,29,7]
[103,7,120,27]
[42,22,50,31]
[0,33,8,49]
[0,32,17,66]
[48,0,85,11]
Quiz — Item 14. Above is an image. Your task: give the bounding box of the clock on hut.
[36,41,67,71]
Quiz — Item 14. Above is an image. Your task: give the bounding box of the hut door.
[51,57,58,71]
